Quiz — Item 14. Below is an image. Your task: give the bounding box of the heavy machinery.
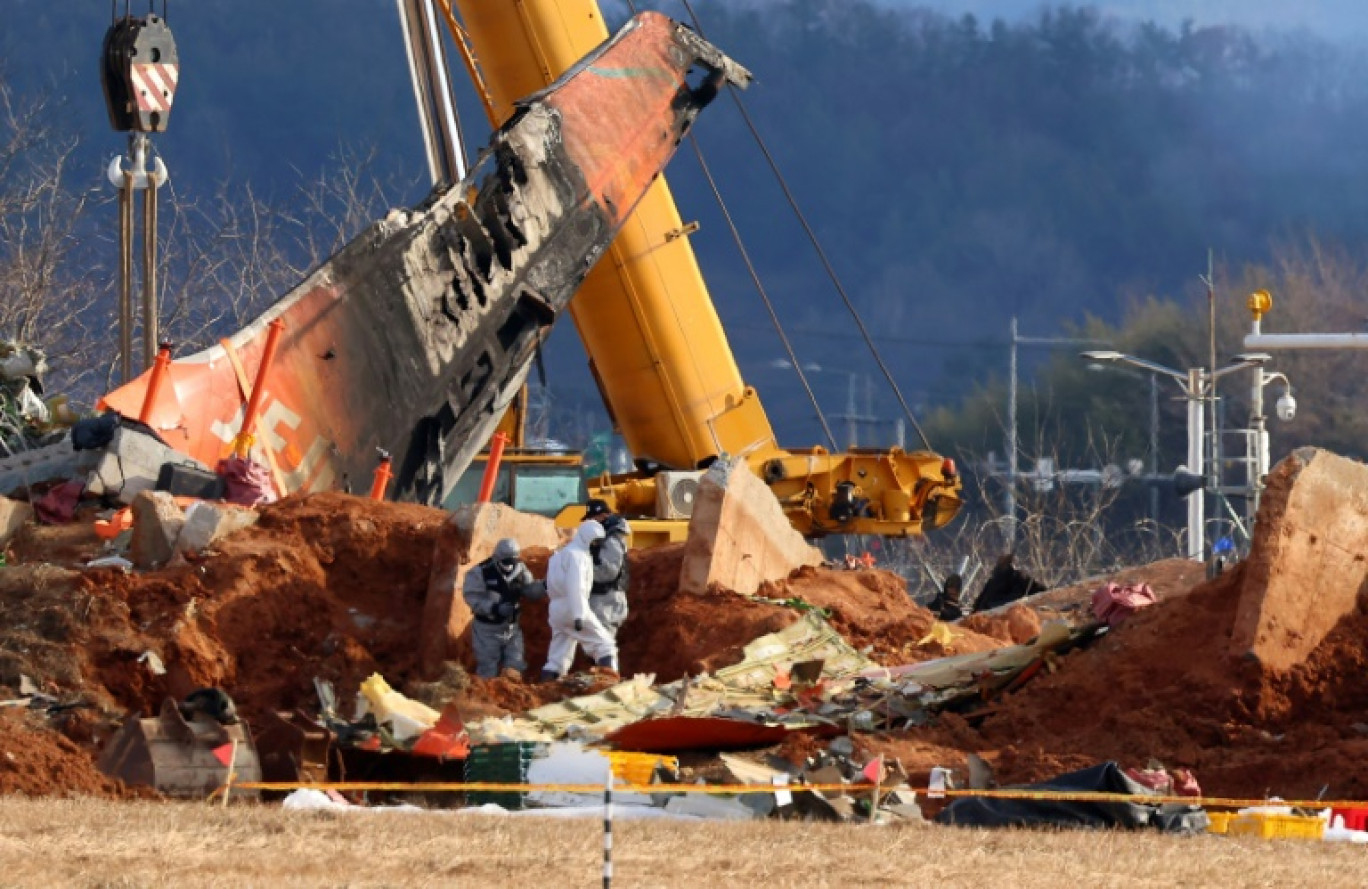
[443,0,963,542]
[5,2,961,548]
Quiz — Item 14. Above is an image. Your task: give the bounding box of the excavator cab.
[444,449,586,517]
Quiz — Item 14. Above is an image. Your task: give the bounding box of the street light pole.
[1185,367,1205,561]
[1149,372,1159,522]
[1007,317,1019,550]
[1082,350,1267,562]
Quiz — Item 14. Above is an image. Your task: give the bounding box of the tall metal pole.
[1205,249,1220,546]
[1186,368,1205,560]
[1249,366,1268,524]
[1149,372,1159,522]
[1006,316,1019,552]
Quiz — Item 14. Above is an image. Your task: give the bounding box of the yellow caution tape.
[220,780,1368,811]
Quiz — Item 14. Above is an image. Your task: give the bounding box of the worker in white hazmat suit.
[540,520,617,681]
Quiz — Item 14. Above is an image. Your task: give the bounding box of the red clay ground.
[865,560,1368,799]
[0,710,131,798]
[4,470,1368,804]
[2,494,998,794]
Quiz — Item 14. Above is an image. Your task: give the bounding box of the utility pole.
[1084,351,1267,561]
[1149,372,1159,522]
[1007,317,1018,551]
[831,371,878,449]
[1185,367,1205,561]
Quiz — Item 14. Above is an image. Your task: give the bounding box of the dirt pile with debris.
[869,462,1368,801]
[19,477,1357,805]
[957,558,1204,644]
[951,563,1368,800]
[517,545,1005,682]
[3,492,1009,795]
[2,493,447,724]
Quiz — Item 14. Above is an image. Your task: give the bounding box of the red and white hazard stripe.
[131,63,179,112]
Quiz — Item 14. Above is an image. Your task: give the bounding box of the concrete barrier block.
[679,457,823,598]
[1232,448,1368,672]
[176,501,259,554]
[420,502,564,675]
[129,490,186,570]
[0,495,34,547]
[85,427,208,506]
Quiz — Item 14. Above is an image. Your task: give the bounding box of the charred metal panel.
[98,13,749,505]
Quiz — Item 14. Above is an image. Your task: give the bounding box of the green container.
[466,743,538,810]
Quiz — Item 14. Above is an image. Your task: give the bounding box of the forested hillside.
[6,0,1368,459]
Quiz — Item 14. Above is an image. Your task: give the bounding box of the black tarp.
[934,762,1208,833]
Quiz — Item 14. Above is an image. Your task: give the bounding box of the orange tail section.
[99,14,749,503]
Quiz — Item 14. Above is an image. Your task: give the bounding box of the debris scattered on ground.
[2,447,1368,828]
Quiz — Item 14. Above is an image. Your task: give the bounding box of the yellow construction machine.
[442,0,962,545]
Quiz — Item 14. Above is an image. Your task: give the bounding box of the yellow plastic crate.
[608,752,678,787]
[1206,812,1233,835]
[1227,813,1325,840]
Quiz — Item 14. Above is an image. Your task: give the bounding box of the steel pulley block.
[101,14,179,133]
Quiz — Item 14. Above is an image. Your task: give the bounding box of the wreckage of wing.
[94,13,749,504]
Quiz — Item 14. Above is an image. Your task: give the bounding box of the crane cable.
[677,0,934,453]
[622,0,837,451]
[685,132,838,452]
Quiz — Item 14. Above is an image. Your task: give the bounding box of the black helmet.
[585,498,612,519]
[602,514,630,537]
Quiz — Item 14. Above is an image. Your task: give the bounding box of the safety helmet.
[493,538,520,562]
[602,514,630,537]
[584,498,612,519]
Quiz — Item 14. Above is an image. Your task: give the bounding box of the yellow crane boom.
[449,0,962,541]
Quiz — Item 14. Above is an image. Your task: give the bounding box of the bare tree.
[889,411,1184,608]
[150,143,406,365]
[0,79,105,395]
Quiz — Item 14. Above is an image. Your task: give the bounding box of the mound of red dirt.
[0,710,131,798]
[32,482,1366,805]
[6,492,1006,788]
[873,555,1368,801]
[4,493,447,723]
[958,604,1042,645]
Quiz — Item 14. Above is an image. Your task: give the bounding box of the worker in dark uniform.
[461,538,546,679]
[972,553,1046,613]
[927,573,965,622]
[586,499,631,642]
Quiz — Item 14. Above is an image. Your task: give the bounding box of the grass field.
[0,798,1361,887]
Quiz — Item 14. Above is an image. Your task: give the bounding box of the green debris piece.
[744,593,831,618]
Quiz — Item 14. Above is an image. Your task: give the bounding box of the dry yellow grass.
[0,798,1362,888]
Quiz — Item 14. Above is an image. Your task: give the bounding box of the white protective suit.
[544,520,617,675]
